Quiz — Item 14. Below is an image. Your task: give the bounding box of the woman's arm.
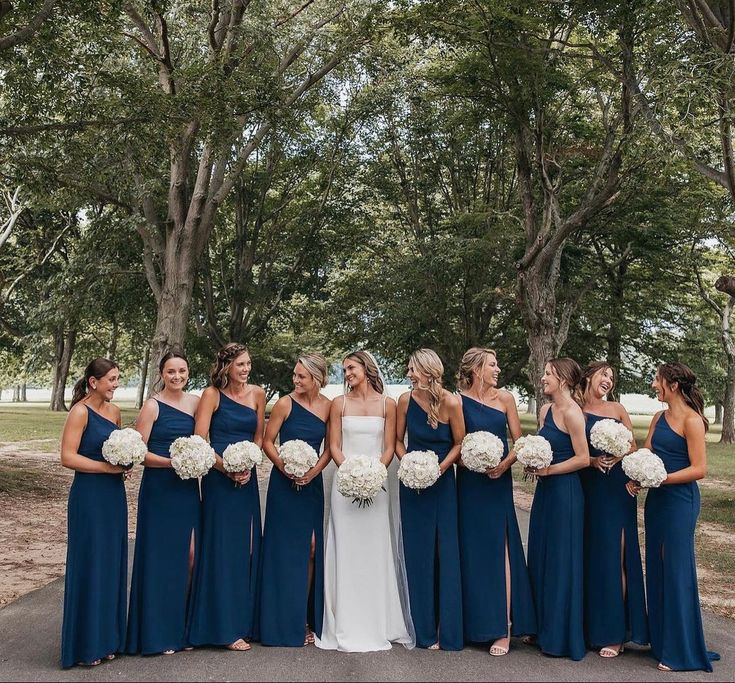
[662,414,707,485]
[253,386,266,448]
[395,392,410,458]
[135,399,171,468]
[440,394,465,473]
[328,397,346,466]
[195,388,228,474]
[540,405,590,476]
[627,411,662,496]
[489,392,521,479]
[262,396,289,472]
[60,405,125,474]
[381,398,397,467]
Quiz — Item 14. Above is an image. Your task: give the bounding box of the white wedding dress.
[316,401,415,652]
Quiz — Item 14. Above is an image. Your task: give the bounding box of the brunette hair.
[547,357,583,406]
[344,350,384,395]
[410,348,444,429]
[580,361,616,399]
[297,352,329,388]
[658,362,709,431]
[70,358,119,407]
[210,343,250,389]
[153,350,189,393]
[456,347,496,392]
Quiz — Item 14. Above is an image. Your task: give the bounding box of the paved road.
[0,463,732,682]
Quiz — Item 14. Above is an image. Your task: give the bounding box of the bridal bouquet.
[223,440,262,474]
[279,439,318,489]
[397,450,441,490]
[169,435,216,480]
[461,431,504,473]
[336,455,387,507]
[101,428,147,467]
[590,419,633,459]
[621,448,667,488]
[513,435,553,479]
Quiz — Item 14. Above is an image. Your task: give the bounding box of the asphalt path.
[0,463,732,682]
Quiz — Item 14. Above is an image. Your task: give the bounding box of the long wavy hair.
[70,358,119,407]
[658,362,709,431]
[410,348,444,429]
[343,350,384,395]
[580,361,616,399]
[152,350,189,393]
[210,343,250,389]
[456,347,496,393]
[547,357,583,406]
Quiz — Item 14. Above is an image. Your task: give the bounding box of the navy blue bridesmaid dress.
[527,407,586,660]
[400,396,463,650]
[645,414,719,671]
[457,395,535,643]
[126,400,201,655]
[187,391,262,646]
[61,407,127,668]
[260,399,326,646]
[579,413,647,650]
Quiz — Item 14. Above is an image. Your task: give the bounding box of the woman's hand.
[487,459,511,479]
[626,480,642,497]
[590,456,608,473]
[228,469,251,485]
[524,465,550,477]
[295,467,317,488]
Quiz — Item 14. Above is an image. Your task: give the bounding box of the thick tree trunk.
[715,402,723,424]
[526,396,537,415]
[12,385,19,401]
[49,327,64,409]
[722,365,735,444]
[136,345,150,409]
[50,329,76,411]
[19,382,26,402]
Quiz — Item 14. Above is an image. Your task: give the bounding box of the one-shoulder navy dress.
[187,392,262,646]
[579,413,647,650]
[527,407,585,660]
[400,396,463,651]
[645,414,719,671]
[260,399,327,646]
[457,395,535,643]
[126,400,201,654]
[61,407,127,668]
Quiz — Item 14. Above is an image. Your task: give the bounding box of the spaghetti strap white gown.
[316,407,415,652]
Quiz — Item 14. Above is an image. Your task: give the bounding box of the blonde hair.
[344,350,384,394]
[456,347,496,392]
[297,352,328,388]
[210,343,250,389]
[410,348,444,429]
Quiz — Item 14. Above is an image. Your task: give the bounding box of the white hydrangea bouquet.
[169,435,216,480]
[336,455,388,507]
[101,428,147,467]
[590,419,633,465]
[397,450,441,490]
[513,435,553,480]
[621,448,667,488]
[222,440,263,485]
[279,439,318,490]
[461,431,504,473]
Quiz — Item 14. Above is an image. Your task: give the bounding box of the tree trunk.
[49,327,64,410]
[50,329,77,411]
[12,385,19,401]
[715,402,723,424]
[526,396,536,415]
[108,316,119,360]
[19,382,26,402]
[722,365,735,444]
[136,345,150,409]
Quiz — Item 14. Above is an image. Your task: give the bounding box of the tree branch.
[0,0,56,51]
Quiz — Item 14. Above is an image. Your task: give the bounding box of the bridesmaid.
[187,343,266,652]
[456,348,535,655]
[396,348,464,651]
[60,358,127,668]
[126,351,201,656]
[626,362,720,672]
[526,358,589,661]
[579,361,647,657]
[260,353,331,647]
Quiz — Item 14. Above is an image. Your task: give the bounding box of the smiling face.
[590,365,614,399]
[228,352,252,386]
[293,361,315,396]
[541,363,560,396]
[343,358,366,390]
[652,371,668,402]
[475,353,500,389]
[406,359,430,389]
[161,357,189,392]
[91,368,120,402]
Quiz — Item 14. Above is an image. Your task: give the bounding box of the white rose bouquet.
[397,450,441,490]
[336,455,388,507]
[169,435,216,480]
[222,440,262,486]
[590,419,633,464]
[461,431,504,473]
[513,435,553,480]
[621,448,667,488]
[101,428,147,468]
[279,439,319,490]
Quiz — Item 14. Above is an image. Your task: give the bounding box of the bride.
[316,351,415,652]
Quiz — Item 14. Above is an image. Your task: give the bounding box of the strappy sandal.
[77,659,101,667]
[489,622,511,656]
[657,662,672,672]
[428,642,440,650]
[599,644,624,658]
[226,639,251,652]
